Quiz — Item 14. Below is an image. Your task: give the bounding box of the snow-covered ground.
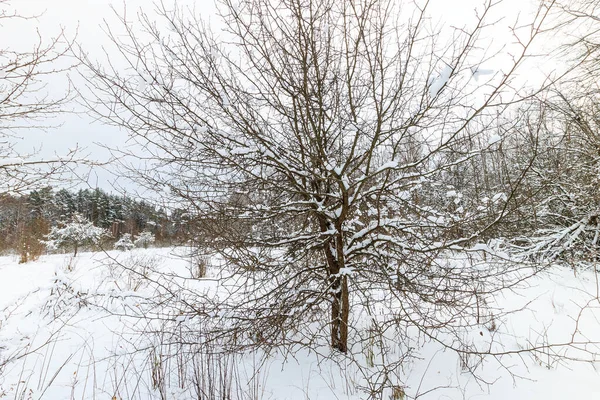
[1,248,600,399]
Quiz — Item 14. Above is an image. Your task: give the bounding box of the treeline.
[0,187,189,256]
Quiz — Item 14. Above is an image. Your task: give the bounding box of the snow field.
[0,248,599,399]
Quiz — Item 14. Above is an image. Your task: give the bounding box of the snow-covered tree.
[114,233,134,251]
[496,0,600,263]
[82,0,563,392]
[134,231,155,249]
[45,213,107,256]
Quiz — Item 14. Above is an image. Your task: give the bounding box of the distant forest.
[0,187,189,255]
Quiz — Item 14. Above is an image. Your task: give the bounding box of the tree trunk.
[330,274,349,352]
[320,218,350,352]
[74,242,78,257]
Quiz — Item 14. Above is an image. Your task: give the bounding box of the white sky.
[1,0,551,192]
[3,0,203,191]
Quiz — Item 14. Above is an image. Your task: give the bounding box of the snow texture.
[0,248,599,399]
[428,65,452,97]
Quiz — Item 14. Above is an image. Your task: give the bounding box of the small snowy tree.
[134,231,155,249]
[114,233,135,251]
[45,213,107,256]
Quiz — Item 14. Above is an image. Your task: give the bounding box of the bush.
[114,233,135,251]
[134,231,155,249]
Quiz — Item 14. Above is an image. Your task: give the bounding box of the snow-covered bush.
[115,233,135,251]
[114,233,135,251]
[44,214,108,256]
[134,231,155,249]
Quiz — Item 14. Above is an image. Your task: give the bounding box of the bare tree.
[0,0,87,384]
[79,0,569,392]
[0,0,80,195]
[503,0,600,263]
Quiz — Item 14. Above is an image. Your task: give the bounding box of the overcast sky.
[2,0,548,193]
[3,0,212,192]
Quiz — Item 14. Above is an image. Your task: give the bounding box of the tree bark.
[330,274,349,352]
[324,231,350,353]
